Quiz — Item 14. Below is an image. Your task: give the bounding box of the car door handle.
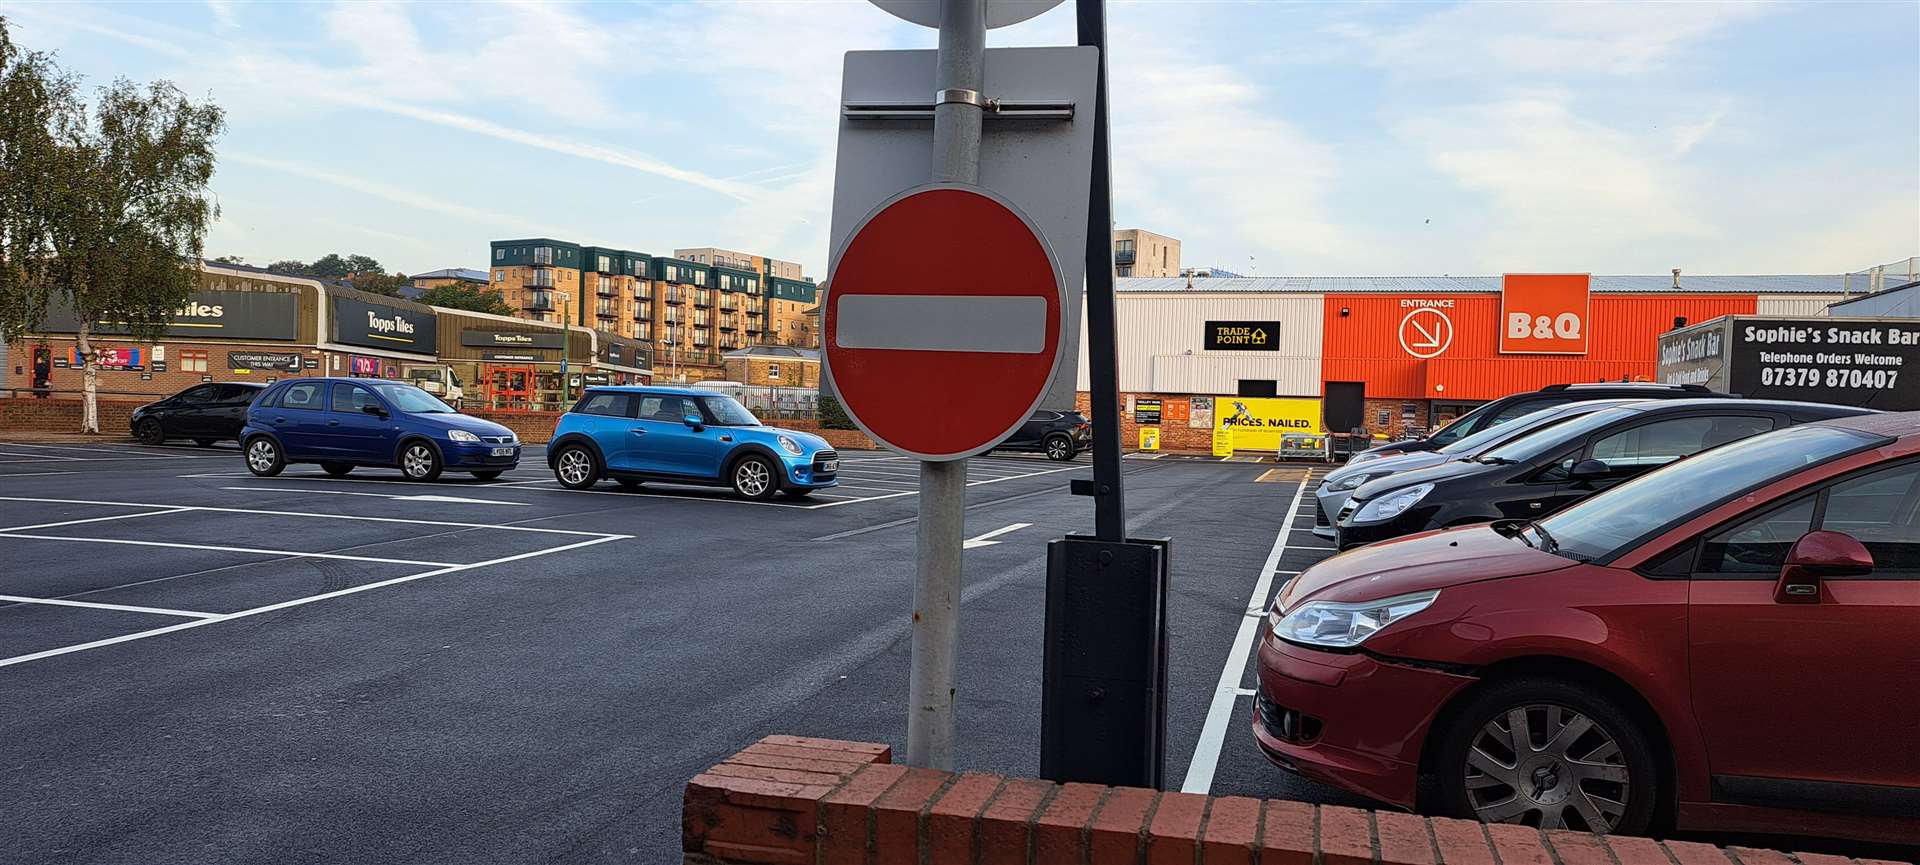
[630,429,647,435]
[327,420,340,427]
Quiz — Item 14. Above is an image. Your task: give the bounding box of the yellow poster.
[1211,425,1234,456]
[1213,397,1324,452]
[1138,427,1160,451]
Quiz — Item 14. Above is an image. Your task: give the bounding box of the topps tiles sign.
[331,296,436,354]
[1658,316,1919,411]
[39,291,297,340]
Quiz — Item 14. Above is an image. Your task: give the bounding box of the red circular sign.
[824,185,1065,460]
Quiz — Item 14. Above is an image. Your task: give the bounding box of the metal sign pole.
[905,0,986,771]
[1076,0,1124,541]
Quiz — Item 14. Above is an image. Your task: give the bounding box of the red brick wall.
[5,336,325,400]
[683,737,1873,865]
[1076,391,1217,453]
[0,397,142,435]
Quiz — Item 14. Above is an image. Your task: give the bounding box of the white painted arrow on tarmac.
[963,523,1032,549]
[219,487,526,506]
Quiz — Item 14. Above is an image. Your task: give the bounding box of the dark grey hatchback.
[130,382,267,446]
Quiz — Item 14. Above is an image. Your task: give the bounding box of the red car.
[1254,412,1918,844]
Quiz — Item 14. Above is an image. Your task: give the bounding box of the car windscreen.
[1534,425,1883,563]
[699,395,761,426]
[1438,405,1576,455]
[370,383,454,413]
[1476,406,1641,463]
[1424,401,1496,444]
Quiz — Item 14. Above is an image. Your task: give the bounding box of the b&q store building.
[5,262,653,410]
[1074,273,1851,453]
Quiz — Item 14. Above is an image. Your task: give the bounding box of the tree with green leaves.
[417,282,514,316]
[0,17,225,432]
[210,254,245,265]
[265,259,307,275]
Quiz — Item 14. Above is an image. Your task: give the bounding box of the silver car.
[1310,399,1643,538]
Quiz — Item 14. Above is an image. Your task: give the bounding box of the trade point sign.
[824,184,1066,461]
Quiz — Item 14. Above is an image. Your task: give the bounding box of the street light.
[554,290,572,408]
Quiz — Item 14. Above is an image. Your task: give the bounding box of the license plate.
[491,447,515,457]
[819,459,839,473]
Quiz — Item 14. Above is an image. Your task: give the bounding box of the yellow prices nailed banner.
[1213,397,1324,452]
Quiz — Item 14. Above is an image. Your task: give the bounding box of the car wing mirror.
[362,404,388,417]
[683,414,704,431]
[1568,458,1611,481]
[1775,530,1873,604]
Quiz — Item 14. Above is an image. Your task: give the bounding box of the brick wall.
[0,397,141,435]
[1075,391,1217,453]
[683,737,1886,865]
[5,337,326,398]
[774,418,876,451]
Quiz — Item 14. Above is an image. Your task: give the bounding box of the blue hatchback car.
[241,378,521,481]
[546,386,838,500]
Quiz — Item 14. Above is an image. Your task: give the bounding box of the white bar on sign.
[836,295,1047,353]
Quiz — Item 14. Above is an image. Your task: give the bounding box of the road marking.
[0,450,83,461]
[0,533,461,567]
[963,522,1032,549]
[0,496,612,536]
[216,487,527,506]
[0,471,80,478]
[0,507,195,533]
[0,533,627,670]
[1181,473,1311,795]
[0,594,221,619]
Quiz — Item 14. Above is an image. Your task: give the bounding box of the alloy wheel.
[734,460,771,497]
[557,450,593,486]
[1463,704,1631,832]
[247,440,276,472]
[138,419,164,445]
[1047,437,1071,459]
[403,445,434,479]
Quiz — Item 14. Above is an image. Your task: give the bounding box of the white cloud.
[1359,1,1776,82]
[1670,99,1729,157]
[205,0,238,31]
[225,152,563,235]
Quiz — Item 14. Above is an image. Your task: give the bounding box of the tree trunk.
[76,320,99,434]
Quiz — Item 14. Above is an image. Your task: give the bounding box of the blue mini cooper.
[546,386,839,500]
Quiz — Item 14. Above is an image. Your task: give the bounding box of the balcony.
[633,309,648,320]
[1114,248,1136,265]
[718,316,738,332]
[523,292,554,311]
[596,283,616,297]
[635,289,653,303]
[745,322,763,334]
[663,290,684,305]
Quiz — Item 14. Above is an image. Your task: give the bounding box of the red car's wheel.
[1432,678,1659,835]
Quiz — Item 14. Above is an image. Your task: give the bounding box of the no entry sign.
[825,184,1065,460]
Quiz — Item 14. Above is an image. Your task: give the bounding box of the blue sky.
[2,0,1914,279]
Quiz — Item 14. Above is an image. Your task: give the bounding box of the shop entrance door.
[489,366,536,411]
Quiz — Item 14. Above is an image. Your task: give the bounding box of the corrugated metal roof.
[1120,275,1853,294]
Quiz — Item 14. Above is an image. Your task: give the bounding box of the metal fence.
[690,382,820,420]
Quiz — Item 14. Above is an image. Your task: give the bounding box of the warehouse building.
[1073,273,1853,453]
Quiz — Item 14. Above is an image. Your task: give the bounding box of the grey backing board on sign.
[827,46,1098,411]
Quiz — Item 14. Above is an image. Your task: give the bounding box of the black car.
[130,382,267,446]
[991,409,1093,460]
[1335,398,1873,549]
[1343,382,1732,467]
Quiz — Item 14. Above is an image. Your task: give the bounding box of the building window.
[181,350,209,373]
[1116,238,1134,253]
[1375,408,1390,427]
[767,363,781,381]
[1117,266,1131,277]
[495,249,504,261]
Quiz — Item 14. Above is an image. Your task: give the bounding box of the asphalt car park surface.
[0,438,1362,863]
[6,439,1903,863]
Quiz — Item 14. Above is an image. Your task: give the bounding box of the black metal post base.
[1039,534,1170,788]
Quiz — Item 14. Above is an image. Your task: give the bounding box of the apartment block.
[1113,228,1180,277]
[490,238,819,382]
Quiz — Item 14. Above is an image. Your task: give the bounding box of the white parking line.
[0,496,612,536]
[0,534,460,567]
[0,507,195,533]
[0,471,80,479]
[1181,473,1312,795]
[216,487,528,507]
[0,594,221,619]
[0,533,627,669]
[0,450,83,461]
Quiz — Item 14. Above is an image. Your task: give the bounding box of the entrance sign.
[830,47,1098,410]
[1398,307,1453,359]
[1501,273,1591,355]
[825,185,1066,461]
